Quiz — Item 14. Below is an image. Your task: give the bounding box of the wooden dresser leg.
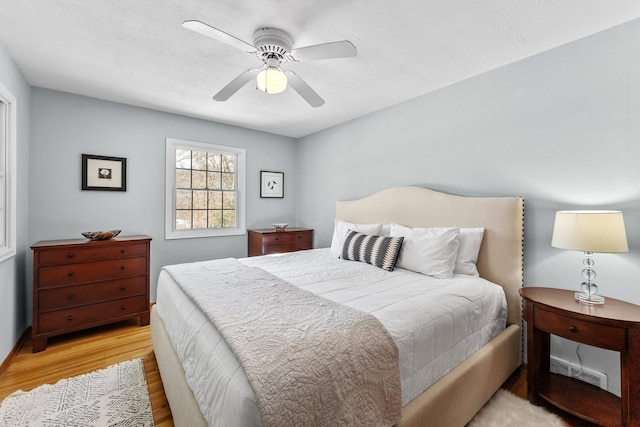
[32,336,47,353]
[140,312,150,326]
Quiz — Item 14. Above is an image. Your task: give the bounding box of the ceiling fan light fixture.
[184,21,352,106]
[256,66,287,94]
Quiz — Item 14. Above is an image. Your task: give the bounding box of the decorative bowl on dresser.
[248,228,313,257]
[31,235,152,352]
[80,229,122,240]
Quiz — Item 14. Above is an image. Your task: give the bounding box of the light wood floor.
[0,319,173,426]
[0,320,593,427]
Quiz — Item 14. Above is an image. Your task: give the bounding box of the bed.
[151,186,524,426]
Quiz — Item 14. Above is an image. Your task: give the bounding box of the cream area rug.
[468,389,567,427]
[0,358,154,427]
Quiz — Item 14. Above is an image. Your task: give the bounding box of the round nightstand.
[520,287,640,426]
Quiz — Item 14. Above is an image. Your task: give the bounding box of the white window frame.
[165,137,246,239]
[0,81,16,263]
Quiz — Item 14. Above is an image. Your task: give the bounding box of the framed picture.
[82,154,127,191]
[260,171,284,198]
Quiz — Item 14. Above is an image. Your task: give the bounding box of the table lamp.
[551,210,628,304]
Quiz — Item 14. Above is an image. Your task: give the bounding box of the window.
[165,138,245,239]
[0,81,16,262]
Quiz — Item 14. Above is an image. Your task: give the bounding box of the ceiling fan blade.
[182,20,256,53]
[290,40,357,62]
[285,71,325,107]
[213,69,259,101]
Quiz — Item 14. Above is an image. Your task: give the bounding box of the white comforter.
[156,248,507,426]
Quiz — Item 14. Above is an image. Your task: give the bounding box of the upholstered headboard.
[335,186,524,326]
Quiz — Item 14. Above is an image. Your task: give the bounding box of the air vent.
[550,355,607,390]
[257,44,289,59]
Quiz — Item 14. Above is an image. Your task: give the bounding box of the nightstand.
[247,228,313,257]
[520,287,640,426]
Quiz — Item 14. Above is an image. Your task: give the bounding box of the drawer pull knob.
[121,286,126,291]
[67,272,74,277]
[120,249,125,253]
[120,266,126,270]
[275,237,279,241]
[67,253,74,258]
[68,293,74,300]
[121,305,126,310]
[67,315,74,321]
[569,326,577,333]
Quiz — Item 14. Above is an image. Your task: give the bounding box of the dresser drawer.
[262,231,312,245]
[38,257,148,288]
[263,241,313,255]
[38,295,148,334]
[39,276,147,311]
[38,243,148,266]
[534,307,626,351]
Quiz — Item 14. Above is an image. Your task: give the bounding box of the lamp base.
[575,291,605,305]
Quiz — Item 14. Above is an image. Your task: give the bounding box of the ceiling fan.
[182,20,357,107]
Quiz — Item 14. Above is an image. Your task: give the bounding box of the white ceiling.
[1,1,639,138]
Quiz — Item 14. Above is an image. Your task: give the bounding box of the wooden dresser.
[31,235,152,352]
[248,228,313,257]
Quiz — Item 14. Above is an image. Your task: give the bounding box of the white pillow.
[330,220,383,255]
[454,228,485,276]
[390,224,460,278]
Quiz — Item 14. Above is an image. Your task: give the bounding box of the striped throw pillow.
[341,230,404,271]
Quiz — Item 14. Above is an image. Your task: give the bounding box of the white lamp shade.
[552,210,629,253]
[256,67,287,94]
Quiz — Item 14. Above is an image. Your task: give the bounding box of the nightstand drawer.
[534,307,626,350]
[262,232,311,245]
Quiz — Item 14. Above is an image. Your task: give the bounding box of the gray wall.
[296,19,640,396]
[0,44,30,362]
[29,89,297,302]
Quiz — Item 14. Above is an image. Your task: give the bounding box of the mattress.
[155,248,507,427]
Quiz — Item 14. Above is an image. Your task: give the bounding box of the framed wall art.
[82,154,127,191]
[260,171,284,198]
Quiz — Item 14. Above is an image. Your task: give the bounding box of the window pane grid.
[174,149,237,230]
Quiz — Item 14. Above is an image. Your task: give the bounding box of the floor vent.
[550,355,607,390]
